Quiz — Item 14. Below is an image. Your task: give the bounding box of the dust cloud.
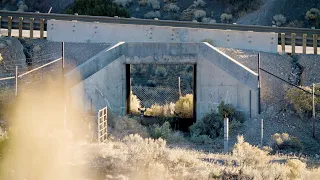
[0,76,93,180]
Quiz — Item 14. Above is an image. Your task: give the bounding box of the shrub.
[64,0,130,18]
[286,159,307,179]
[189,111,222,139]
[113,0,132,7]
[144,11,161,19]
[175,94,193,118]
[233,136,270,167]
[190,102,243,141]
[32,45,41,52]
[285,86,320,118]
[149,122,186,143]
[193,0,206,7]
[219,0,262,17]
[305,8,320,28]
[218,101,244,123]
[202,17,216,23]
[154,66,168,77]
[163,3,180,12]
[109,116,150,139]
[138,0,148,6]
[129,91,141,115]
[220,13,233,23]
[190,134,212,144]
[17,0,28,12]
[193,10,206,20]
[148,0,160,10]
[144,103,175,117]
[272,14,287,27]
[305,8,320,20]
[271,133,303,152]
[286,20,305,28]
[149,121,172,139]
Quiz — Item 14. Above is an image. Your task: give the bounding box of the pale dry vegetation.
[82,135,320,180]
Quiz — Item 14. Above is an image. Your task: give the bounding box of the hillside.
[1,0,319,28]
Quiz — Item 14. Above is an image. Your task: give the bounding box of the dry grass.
[79,135,320,180]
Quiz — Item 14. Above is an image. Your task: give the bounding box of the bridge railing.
[0,10,319,54]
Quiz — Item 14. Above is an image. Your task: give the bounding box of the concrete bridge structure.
[66,42,259,121]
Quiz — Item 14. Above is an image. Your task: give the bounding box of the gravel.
[217,47,293,112]
[297,55,320,86]
[0,37,27,76]
[22,39,111,72]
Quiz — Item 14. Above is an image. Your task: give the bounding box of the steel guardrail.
[0,10,320,48]
[1,10,320,34]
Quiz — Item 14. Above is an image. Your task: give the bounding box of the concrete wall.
[70,55,126,115]
[67,42,259,120]
[47,20,278,53]
[196,56,258,119]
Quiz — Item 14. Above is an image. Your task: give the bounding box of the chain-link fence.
[129,64,194,117]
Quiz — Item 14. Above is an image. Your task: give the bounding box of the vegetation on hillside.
[218,0,263,17]
[285,85,320,118]
[64,0,130,17]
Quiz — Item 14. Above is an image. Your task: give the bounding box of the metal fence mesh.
[129,64,194,117]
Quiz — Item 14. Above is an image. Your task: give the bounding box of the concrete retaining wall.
[67,42,259,120]
[47,20,278,53]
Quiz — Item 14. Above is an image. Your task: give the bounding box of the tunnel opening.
[126,63,196,132]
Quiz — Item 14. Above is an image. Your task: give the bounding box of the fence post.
[30,18,34,39]
[281,33,285,54]
[8,16,12,37]
[224,117,229,153]
[313,83,316,138]
[260,119,264,147]
[302,34,307,54]
[178,77,182,97]
[40,18,45,39]
[62,42,66,129]
[313,34,318,55]
[0,16,2,31]
[291,33,296,55]
[18,17,23,38]
[249,90,252,118]
[258,53,261,114]
[15,66,18,96]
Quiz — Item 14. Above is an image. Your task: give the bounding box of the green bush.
[271,133,303,152]
[305,8,320,28]
[64,0,130,18]
[218,101,244,123]
[189,111,222,140]
[189,102,244,143]
[149,121,172,139]
[149,122,186,143]
[285,86,320,118]
[190,134,212,144]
